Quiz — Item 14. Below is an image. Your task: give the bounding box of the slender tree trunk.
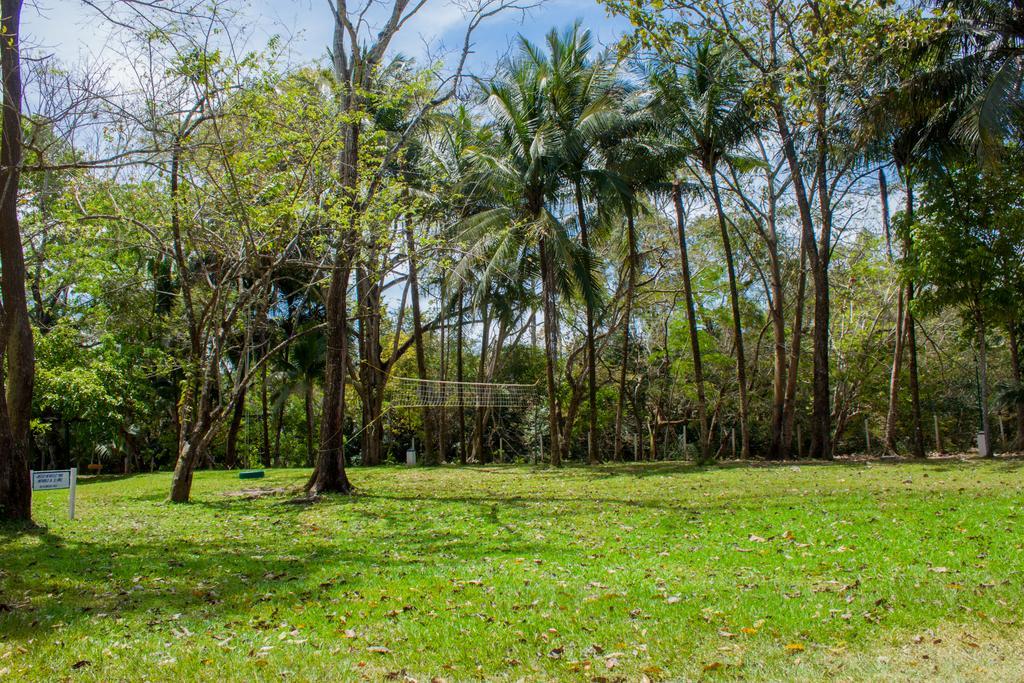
[304,382,315,468]
[884,288,906,452]
[1008,321,1024,451]
[405,221,436,465]
[0,0,33,522]
[539,237,562,466]
[881,167,905,453]
[673,183,710,462]
[614,208,637,462]
[473,301,491,463]
[809,266,831,460]
[225,383,246,470]
[456,286,467,465]
[574,182,599,465]
[438,279,448,462]
[708,169,750,459]
[905,282,926,458]
[261,360,272,467]
[902,183,926,459]
[976,310,993,458]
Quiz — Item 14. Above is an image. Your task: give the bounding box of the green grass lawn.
[2,459,1023,681]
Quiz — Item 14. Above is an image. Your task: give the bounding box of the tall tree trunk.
[1007,321,1024,451]
[539,237,562,466]
[456,286,467,465]
[574,182,599,465]
[438,279,448,462]
[881,166,905,454]
[708,169,750,459]
[0,0,33,522]
[673,183,710,462]
[614,208,637,462]
[902,183,926,459]
[976,309,993,458]
[781,229,808,459]
[905,282,926,458]
[770,36,829,461]
[405,221,436,464]
[809,99,833,461]
[225,383,246,470]
[809,264,831,460]
[304,382,316,468]
[307,249,353,494]
[261,357,272,467]
[884,288,906,452]
[473,301,491,463]
[356,258,386,466]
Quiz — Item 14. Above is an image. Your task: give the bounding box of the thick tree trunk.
[574,182,599,465]
[405,222,436,464]
[170,414,220,502]
[781,237,807,457]
[673,183,710,462]
[539,237,562,466]
[708,170,750,459]
[614,209,637,462]
[0,0,33,522]
[809,263,831,460]
[307,252,353,494]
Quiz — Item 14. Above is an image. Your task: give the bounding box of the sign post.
[30,468,77,520]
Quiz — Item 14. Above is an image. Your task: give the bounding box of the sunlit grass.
[2,459,1023,680]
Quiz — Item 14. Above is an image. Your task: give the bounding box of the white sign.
[31,470,71,490]
[30,468,77,519]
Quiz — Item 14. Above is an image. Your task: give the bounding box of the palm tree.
[654,39,755,459]
[464,38,593,466]
[904,0,1024,159]
[541,24,629,465]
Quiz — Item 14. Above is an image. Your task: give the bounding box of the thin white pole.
[68,467,77,520]
[934,414,942,452]
[682,425,688,459]
[865,418,871,453]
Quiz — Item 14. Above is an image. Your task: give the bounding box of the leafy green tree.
[912,154,1024,456]
[653,37,756,458]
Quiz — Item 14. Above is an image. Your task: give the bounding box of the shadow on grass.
[0,492,554,643]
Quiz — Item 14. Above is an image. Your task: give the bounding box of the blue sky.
[25,0,633,76]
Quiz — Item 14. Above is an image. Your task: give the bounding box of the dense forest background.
[1,0,1023,514]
